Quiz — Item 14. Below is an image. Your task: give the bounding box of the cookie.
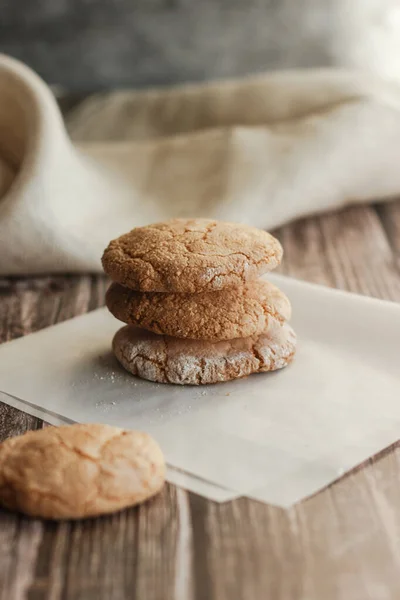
[0,424,165,520]
[106,279,291,341]
[102,218,282,293]
[113,320,296,385]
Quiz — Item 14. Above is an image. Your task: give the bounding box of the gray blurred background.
[0,0,334,90]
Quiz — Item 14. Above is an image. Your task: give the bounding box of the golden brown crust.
[106,279,291,340]
[102,219,282,293]
[0,424,165,520]
[112,321,296,385]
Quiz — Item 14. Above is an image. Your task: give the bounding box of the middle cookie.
[106,279,291,341]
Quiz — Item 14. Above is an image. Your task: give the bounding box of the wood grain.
[0,200,399,599]
[275,204,400,300]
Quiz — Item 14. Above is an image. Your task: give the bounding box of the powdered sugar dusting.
[113,322,296,386]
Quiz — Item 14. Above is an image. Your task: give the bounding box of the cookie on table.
[0,424,165,520]
[106,279,291,341]
[112,320,296,386]
[102,218,283,293]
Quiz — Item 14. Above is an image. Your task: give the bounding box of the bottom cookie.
[112,321,296,386]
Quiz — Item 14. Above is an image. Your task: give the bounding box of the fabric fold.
[0,54,400,275]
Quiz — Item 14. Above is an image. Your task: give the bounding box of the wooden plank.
[0,276,107,344]
[292,448,400,600]
[274,203,400,301]
[199,498,304,600]
[0,515,43,600]
[0,402,45,600]
[189,450,400,600]
[26,485,179,600]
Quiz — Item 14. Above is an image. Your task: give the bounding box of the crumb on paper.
[95,399,118,413]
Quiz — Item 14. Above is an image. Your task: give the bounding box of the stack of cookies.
[102,218,296,386]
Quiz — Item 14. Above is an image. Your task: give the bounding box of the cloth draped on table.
[1,54,400,275]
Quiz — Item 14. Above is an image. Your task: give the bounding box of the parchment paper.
[0,274,399,507]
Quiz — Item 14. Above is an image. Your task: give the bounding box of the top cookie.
[102,218,283,293]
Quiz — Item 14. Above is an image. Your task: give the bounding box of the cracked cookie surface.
[102,218,283,293]
[0,424,165,520]
[113,320,296,385]
[107,279,291,340]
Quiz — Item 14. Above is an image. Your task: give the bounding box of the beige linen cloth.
[1,54,400,274]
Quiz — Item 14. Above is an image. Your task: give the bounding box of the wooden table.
[1,198,399,599]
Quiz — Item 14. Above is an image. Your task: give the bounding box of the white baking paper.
[0,391,239,504]
[0,274,399,507]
